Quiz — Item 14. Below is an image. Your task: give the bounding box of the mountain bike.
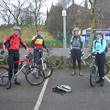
[68,50,92,68]
[29,49,53,79]
[89,53,109,87]
[45,48,61,69]
[0,53,45,86]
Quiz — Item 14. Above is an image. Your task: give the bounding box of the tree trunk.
[89,0,96,51]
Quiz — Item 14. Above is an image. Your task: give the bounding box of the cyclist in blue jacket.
[93,31,106,86]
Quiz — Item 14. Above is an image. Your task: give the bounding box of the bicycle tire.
[68,56,78,68]
[25,66,45,86]
[0,66,9,86]
[47,55,61,69]
[29,58,53,78]
[104,63,109,75]
[90,66,97,87]
[41,60,53,78]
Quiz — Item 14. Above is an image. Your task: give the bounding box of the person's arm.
[31,36,36,49]
[42,39,49,52]
[31,40,35,49]
[98,39,106,54]
[80,36,84,51]
[42,39,47,49]
[70,36,73,52]
[20,37,31,53]
[92,40,96,53]
[2,36,10,51]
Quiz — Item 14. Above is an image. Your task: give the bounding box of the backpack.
[52,85,71,95]
[95,39,108,52]
[10,35,21,40]
[10,35,21,45]
[72,35,83,48]
[6,35,21,49]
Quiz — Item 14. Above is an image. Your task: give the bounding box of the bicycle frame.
[39,52,47,70]
[81,51,92,65]
[14,58,30,76]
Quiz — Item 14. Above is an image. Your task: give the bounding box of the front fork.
[41,59,47,70]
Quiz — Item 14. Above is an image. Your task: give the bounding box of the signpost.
[62,0,67,63]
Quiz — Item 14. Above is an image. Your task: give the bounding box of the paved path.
[0,48,110,60]
[0,66,110,110]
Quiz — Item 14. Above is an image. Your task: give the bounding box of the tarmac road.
[1,48,108,60]
[0,48,110,60]
[0,66,110,110]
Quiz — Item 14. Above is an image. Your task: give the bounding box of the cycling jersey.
[93,38,106,54]
[31,35,46,49]
[2,34,31,53]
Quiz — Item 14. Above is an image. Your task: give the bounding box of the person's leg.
[98,53,105,86]
[34,49,40,65]
[33,50,40,78]
[96,54,102,83]
[6,51,14,89]
[71,49,76,75]
[14,51,21,85]
[77,50,83,76]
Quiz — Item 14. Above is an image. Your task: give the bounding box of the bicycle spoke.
[41,61,53,78]
[0,67,9,86]
[48,56,61,69]
[25,66,45,86]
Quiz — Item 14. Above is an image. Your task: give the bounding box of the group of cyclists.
[0,26,107,89]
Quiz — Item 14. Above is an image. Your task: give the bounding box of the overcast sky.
[0,0,84,25]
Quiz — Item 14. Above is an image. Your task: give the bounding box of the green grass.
[0,25,54,42]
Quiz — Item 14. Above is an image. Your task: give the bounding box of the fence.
[0,40,71,48]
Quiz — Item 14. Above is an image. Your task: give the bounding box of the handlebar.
[26,53,33,59]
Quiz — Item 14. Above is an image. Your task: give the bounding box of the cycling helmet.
[37,28,42,32]
[73,27,79,31]
[13,26,21,31]
[56,85,71,93]
[96,30,102,35]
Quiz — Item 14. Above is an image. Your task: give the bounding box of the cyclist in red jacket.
[1,26,31,89]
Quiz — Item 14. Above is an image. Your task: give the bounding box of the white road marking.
[105,76,110,82]
[34,78,50,110]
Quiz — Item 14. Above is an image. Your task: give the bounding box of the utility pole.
[89,0,96,51]
[62,0,67,63]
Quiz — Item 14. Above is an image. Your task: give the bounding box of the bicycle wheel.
[41,60,53,78]
[90,66,98,87]
[0,66,9,86]
[68,56,78,68]
[48,55,61,69]
[104,63,109,75]
[25,66,45,86]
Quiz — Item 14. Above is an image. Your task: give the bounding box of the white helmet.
[56,85,71,93]
[13,26,21,31]
[73,27,79,31]
[96,30,102,35]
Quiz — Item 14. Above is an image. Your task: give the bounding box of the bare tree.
[0,1,12,25]
[0,0,29,25]
[28,0,47,30]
